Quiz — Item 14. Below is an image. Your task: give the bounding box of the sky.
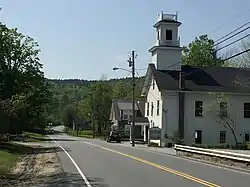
[1,0,250,80]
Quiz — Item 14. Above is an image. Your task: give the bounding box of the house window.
[136,110,142,117]
[146,102,149,116]
[220,131,226,144]
[195,101,203,117]
[220,102,227,117]
[152,79,155,89]
[151,102,154,116]
[120,110,124,119]
[129,114,132,121]
[123,114,128,120]
[245,133,249,142]
[195,130,202,144]
[244,103,250,118]
[157,30,160,40]
[157,100,160,116]
[166,29,172,40]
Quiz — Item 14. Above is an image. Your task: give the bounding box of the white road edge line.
[49,136,92,187]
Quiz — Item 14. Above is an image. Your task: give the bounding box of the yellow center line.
[84,142,221,187]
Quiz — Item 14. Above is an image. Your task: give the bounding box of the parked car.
[12,134,25,141]
[106,129,121,143]
[48,129,55,134]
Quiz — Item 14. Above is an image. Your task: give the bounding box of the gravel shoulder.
[0,142,62,187]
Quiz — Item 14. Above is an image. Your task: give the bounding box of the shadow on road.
[30,137,77,142]
[1,173,109,187]
[41,173,109,187]
[33,146,71,154]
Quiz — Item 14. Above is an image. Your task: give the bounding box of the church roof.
[141,63,250,95]
[153,19,182,28]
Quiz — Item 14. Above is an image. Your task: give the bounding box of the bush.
[247,142,250,150]
[190,143,249,150]
[148,142,159,147]
[67,129,93,138]
[191,144,230,149]
[78,130,92,136]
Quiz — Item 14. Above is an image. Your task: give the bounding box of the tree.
[182,34,224,67]
[207,92,239,147]
[62,105,75,129]
[0,22,52,133]
[112,81,130,99]
[237,39,250,68]
[43,77,144,130]
[82,82,112,137]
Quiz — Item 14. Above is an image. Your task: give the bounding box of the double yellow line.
[86,142,221,187]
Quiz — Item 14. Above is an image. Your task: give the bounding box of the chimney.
[178,71,185,90]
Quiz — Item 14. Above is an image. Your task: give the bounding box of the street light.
[112,57,136,147]
[113,67,132,73]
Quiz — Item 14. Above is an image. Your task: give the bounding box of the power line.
[209,8,250,35]
[135,68,147,71]
[222,48,250,62]
[216,33,250,52]
[213,26,250,47]
[214,21,250,43]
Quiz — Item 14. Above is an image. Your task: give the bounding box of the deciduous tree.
[182,34,224,67]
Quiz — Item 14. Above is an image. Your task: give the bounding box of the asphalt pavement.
[49,134,250,187]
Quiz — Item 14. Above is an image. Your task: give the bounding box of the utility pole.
[75,91,79,136]
[128,51,136,147]
[90,93,95,138]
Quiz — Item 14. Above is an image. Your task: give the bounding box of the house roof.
[142,63,250,95]
[110,99,148,123]
[116,100,139,110]
[153,20,182,28]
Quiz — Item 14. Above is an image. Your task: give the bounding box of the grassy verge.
[23,131,46,142]
[67,129,93,139]
[0,142,32,176]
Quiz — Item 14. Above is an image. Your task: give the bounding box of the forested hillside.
[47,77,145,133]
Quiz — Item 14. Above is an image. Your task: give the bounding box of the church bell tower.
[149,12,183,71]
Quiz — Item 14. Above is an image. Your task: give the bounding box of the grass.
[67,129,93,138]
[0,142,33,176]
[23,131,46,142]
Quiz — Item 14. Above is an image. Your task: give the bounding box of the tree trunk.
[92,122,95,138]
[97,123,101,137]
[231,130,239,148]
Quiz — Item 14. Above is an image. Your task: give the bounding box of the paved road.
[49,134,250,187]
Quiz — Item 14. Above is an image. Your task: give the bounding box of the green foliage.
[112,81,130,99]
[87,82,112,136]
[191,143,249,150]
[182,34,224,67]
[67,129,92,138]
[48,76,145,136]
[0,22,51,134]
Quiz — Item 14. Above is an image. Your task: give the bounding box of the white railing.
[158,13,177,22]
[174,144,250,162]
[155,39,180,47]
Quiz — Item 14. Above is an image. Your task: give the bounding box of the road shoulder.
[0,142,62,186]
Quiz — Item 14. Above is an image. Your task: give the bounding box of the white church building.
[142,12,250,147]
